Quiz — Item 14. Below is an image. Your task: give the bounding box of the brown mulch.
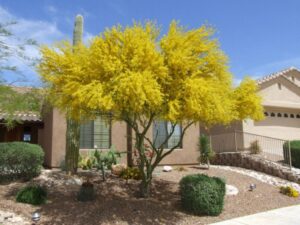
[0,166,300,225]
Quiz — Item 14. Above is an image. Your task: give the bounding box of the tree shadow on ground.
[39,177,185,225]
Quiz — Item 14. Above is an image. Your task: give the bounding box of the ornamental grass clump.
[16,185,47,205]
[180,174,225,216]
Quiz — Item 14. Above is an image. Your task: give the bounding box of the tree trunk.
[126,123,133,167]
[65,118,80,174]
[139,178,151,198]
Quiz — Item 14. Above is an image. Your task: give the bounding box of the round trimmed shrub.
[283,141,300,168]
[16,185,47,205]
[179,174,226,216]
[0,142,44,181]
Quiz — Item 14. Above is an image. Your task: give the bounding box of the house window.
[284,113,289,118]
[264,112,269,117]
[153,121,182,149]
[297,114,300,119]
[80,115,111,149]
[277,113,282,117]
[270,113,275,117]
[290,114,295,118]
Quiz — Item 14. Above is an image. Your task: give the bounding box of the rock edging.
[212,152,300,183]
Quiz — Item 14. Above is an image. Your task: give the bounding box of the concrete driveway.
[210,205,300,225]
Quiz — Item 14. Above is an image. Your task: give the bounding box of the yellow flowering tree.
[38,21,263,197]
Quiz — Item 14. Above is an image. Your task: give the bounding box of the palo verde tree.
[38,22,263,197]
[0,21,41,127]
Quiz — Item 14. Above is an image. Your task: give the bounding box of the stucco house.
[0,104,200,168]
[1,67,300,167]
[209,67,300,153]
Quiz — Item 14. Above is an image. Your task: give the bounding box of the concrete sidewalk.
[210,205,300,225]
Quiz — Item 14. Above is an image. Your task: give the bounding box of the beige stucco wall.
[158,123,200,165]
[259,76,300,108]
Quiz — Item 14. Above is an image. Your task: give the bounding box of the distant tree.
[38,21,264,197]
[0,21,41,127]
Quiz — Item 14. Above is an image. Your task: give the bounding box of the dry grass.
[0,166,300,225]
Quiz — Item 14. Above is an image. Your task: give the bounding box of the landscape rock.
[111,164,127,176]
[163,166,173,172]
[226,184,239,196]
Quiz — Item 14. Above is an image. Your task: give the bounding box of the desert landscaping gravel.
[0,166,300,225]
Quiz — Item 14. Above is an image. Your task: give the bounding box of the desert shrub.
[120,167,142,180]
[16,185,47,205]
[198,135,215,168]
[280,186,299,197]
[175,166,188,172]
[249,140,261,154]
[0,142,44,181]
[283,141,300,168]
[78,152,95,170]
[94,147,121,181]
[77,181,96,202]
[179,174,225,216]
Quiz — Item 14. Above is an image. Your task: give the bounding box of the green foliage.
[16,185,47,205]
[280,186,299,198]
[77,181,96,202]
[120,167,142,180]
[94,147,121,181]
[283,140,300,168]
[78,151,95,170]
[249,140,261,154]
[0,142,44,181]
[179,174,226,216]
[199,135,215,166]
[0,86,43,128]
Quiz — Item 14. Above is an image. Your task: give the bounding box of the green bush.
[179,174,226,216]
[0,142,44,181]
[199,135,215,167]
[283,141,300,168]
[77,182,96,202]
[16,185,47,205]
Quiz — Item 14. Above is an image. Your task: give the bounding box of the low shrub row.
[0,142,44,181]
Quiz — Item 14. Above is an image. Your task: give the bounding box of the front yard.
[0,166,300,225]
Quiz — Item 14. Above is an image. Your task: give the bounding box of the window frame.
[153,120,183,149]
[79,115,112,150]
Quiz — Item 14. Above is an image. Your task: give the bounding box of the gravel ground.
[0,166,300,225]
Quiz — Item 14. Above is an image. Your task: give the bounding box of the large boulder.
[111,164,127,176]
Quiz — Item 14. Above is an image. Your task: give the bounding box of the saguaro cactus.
[65,15,83,174]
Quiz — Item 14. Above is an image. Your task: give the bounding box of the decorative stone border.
[212,152,300,183]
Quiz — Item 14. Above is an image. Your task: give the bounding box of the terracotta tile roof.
[256,67,300,85]
[0,111,42,122]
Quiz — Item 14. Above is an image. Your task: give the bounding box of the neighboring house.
[0,94,200,167]
[209,67,300,152]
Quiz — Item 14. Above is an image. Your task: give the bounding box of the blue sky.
[1,0,300,85]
